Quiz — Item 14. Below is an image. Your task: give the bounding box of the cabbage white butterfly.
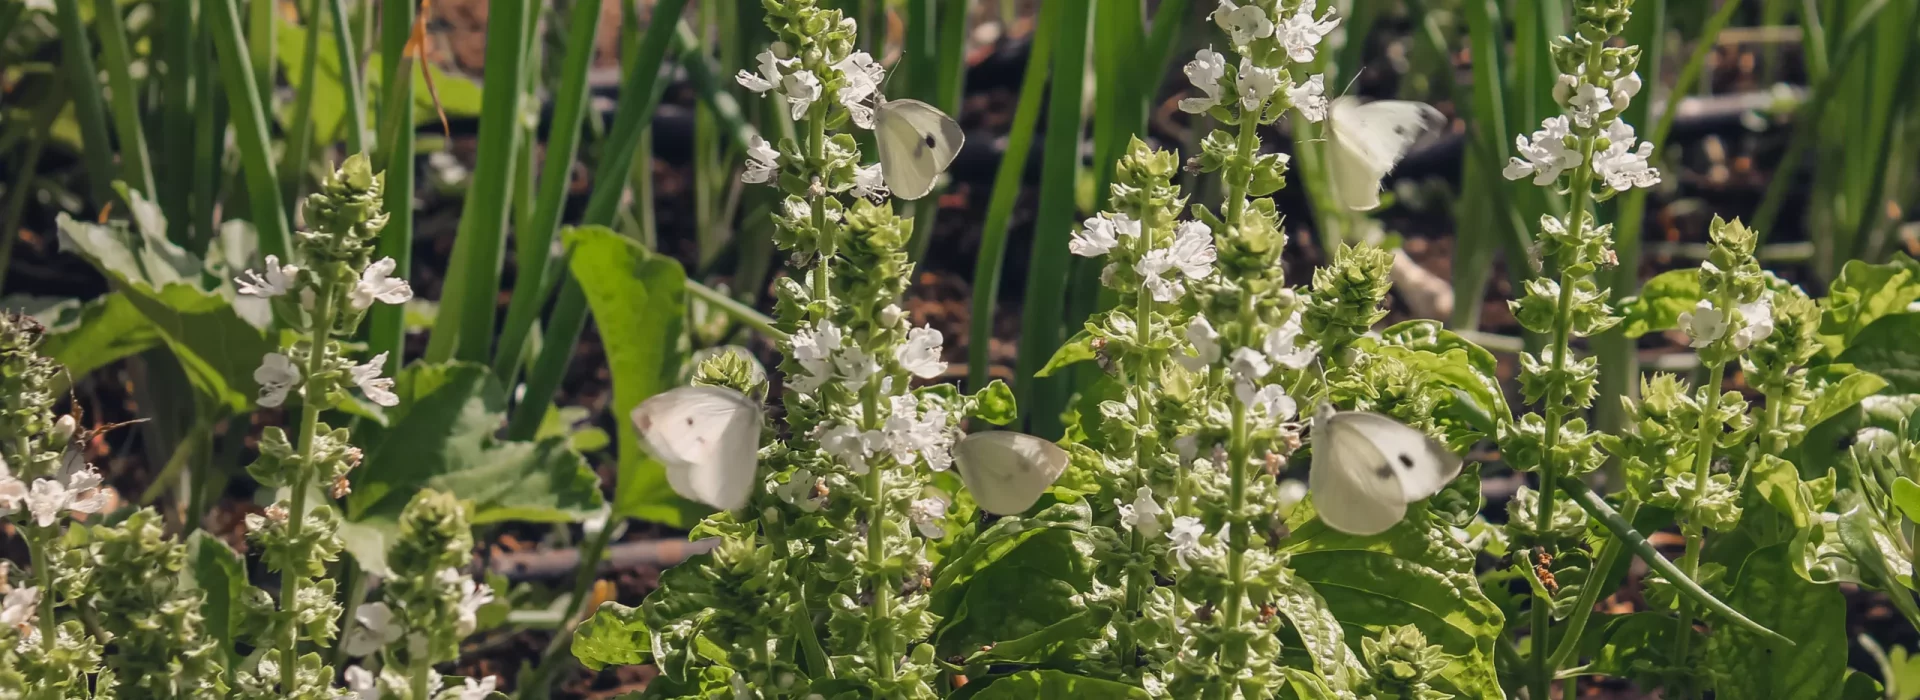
[875,98,964,200]
[952,431,1070,515]
[1325,96,1444,211]
[1306,403,1463,535]
[630,386,764,511]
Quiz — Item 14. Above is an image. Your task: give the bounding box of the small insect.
[1196,603,1215,622]
[330,475,353,499]
[1263,451,1284,478]
[1534,548,1559,596]
[1258,603,1278,624]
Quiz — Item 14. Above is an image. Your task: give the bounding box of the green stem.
[411,660,432,699]
[810,107,832,310]
[1545,501,1639,669]
[1670,359,1728,696]
[861,384,896,680]
[1117,217,1164,675]
[523,514,618,699]
[1218,296,1255,642]
[26,526,57,644]
[685,279,787,341]
[1530,62,1603,697]
[279,278,338,692]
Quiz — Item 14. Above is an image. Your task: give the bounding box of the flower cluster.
[229,154,415,696]
[340,490,499,699]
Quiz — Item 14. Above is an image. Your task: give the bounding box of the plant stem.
[1671,359,1728,697]
[1530,90,1601,700]
[1218,294,1255,644]
[860,384,896,680]
[25,526,57,644]
[280,278,338,692]
[522,513,618,699]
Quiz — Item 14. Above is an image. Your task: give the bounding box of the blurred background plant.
[5,0,1920,696]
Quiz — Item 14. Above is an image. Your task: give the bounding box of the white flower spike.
[1179,48,1228,114]
[350,257,413,310]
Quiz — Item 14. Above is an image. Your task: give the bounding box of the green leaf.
[1282,512,1504,698]
[574,602,652,671]
[1896,478,1920,523]
[1709,544,1847,699]
[346,362,603,525]
[964,607,1106,666]
[57,214,274,413]
[966,670,1150,699]
[1842,669,1886,700]
[1272,567,1366,690]
[565,227,697,526]
[182,531,246,665]
[1803,364,1891,431]
[1034,329,1096,379]
[276,16,484,143]
[969,379,1019,425]
[30,293,162,381]
[935,527,1094,660]
[1619,269,1702,338]
[1839,315,1920,393]
[1821,253,1920,355]
[1567,612,1699,683]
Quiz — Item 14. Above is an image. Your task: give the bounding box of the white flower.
[0,587,38,627]
[1235,380,1298,421]
[1229,346,1272,382]
[1167,516,1209,568]
[897,327,948,379]
[743,135,780,184]
[1070,213,1138,258]
[235,255,299,298]
[1167,221,1217,279]
[1277,480,1308,518]
[0,456,26,519]
[25,468,108,527]
[833,346,881,393]
[783,71,823,121]
[1175,435,1200,464]
[343,665,380,700]
[1176,315,1221,372]
[1277,5,1340,63]
[882,396,955,472]
[1593,120,1661,191]
[1135,251,1184,302]
[1567,80,1613,127]
[444,569,494,636]
[788,322,845,393]
[1212,1,1274,47]
[1114,486,1165,538]
[1611,72,1643,112]
[1678,300,1729,348]
[1237,57,1283,112]
[819,423,880,475]
[851,162,889,200]
[348,257,413,310]
[776,468,827,512]
[1730,295,1775,350]
[1504,116,1583,185]
[735,50,788,93]
[1262,312,1319,370]
[1179,48,1229,114]
[350,353,399,407]
[909,490,951,538]
[342,602,403,656]
[446,676,498,700]
[834,52,886,129]
[255,352,301,408]
[1289,74,1328,122]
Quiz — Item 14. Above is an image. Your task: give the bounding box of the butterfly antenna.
[404,0,450,139]
[1338,67,1365,99]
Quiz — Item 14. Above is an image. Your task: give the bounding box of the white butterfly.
[952,431,1070,516]
[1325,96,1445,211]
[875,98,964,201]
[630,386,764,511]
[1307,402,1464,535]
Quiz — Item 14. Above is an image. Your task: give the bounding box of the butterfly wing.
[1324,411,1464,501]
[1326,97,1444,211]
[952,431,1070,515]
[876,98,964,200]
[1308,412,1408,535]
[630,386,764,510]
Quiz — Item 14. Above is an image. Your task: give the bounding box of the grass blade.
[505,0,690,441]
[492,0,609,382]
[50,0,116,206]
[326,0,367,154]
[247,0,273,110]
[430,0,535,364]
[368,0,415,376]
[968,0,1059,393]
[1753,0,1890,243]
[207,0,293,257]
[281,0,325,213]
[903,0,971,266]
[159,0,203,247]
[89,0,157,202]
[1013,0,1091,438]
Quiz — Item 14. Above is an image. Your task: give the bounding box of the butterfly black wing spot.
[924,134,937,148]
[685,417,695,426]
[1398,453,1416,470]
[1374,464,1395,479]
